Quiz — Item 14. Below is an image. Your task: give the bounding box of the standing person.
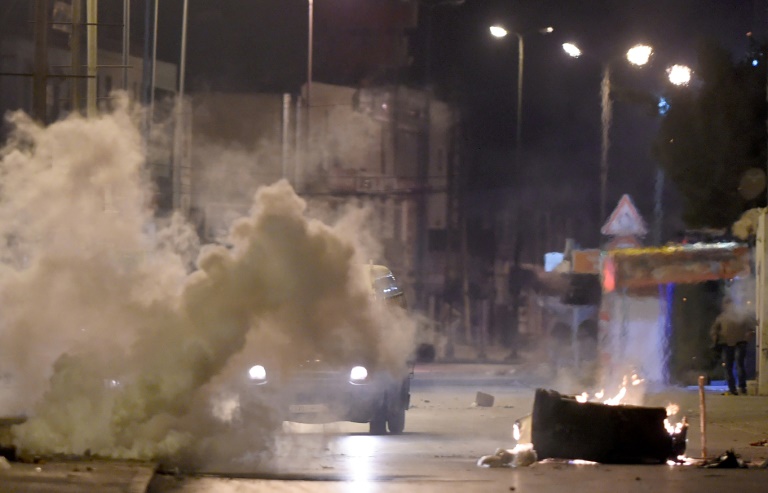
[710,297,755,395]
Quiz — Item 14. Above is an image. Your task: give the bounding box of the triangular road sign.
[601,194,647,237]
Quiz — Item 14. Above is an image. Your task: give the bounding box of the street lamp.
[489,24,552,360]
[667,64,692,86]
[490,25,553,171]
[562,42,582,58]
[562,42,653,232]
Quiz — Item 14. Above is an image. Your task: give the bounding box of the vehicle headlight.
[248,365,267,381]
[350,366,368,382]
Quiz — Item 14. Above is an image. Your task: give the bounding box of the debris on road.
[474,392,495,407]
[479,388,689,468]
[477,445,537,468]
[530,388,687,464]
[750,439,768,447]
[701,450,748,469]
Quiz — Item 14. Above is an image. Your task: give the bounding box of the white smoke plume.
[0,98,416,467]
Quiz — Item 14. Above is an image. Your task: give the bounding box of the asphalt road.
[144,363,768,493]
[2,363,768,492]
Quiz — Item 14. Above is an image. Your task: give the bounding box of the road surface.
[145,363,768,492]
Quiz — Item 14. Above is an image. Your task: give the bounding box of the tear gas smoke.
[0,98,416,466]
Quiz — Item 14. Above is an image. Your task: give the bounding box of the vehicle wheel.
[369,415,387,435]
[386,407,405,434]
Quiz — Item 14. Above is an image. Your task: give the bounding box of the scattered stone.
[0,457,10,470]
[474,391,495,407]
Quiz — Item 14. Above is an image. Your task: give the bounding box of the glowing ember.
[569,459,599,465]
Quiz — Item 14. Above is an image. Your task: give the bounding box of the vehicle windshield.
[372,274,403,300]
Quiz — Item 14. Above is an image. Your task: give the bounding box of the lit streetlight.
[626,44,653,66]
[667,64,692,86]
[562,42,582,58]
[489,25,508,38]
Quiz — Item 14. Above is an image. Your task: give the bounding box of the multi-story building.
[0,0,178,205]
[2,0,464,333]
[190,82,459,312]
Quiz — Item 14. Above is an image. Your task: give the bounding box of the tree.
[653,40,767,229]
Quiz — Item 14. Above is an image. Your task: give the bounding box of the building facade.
[189,83,459,312]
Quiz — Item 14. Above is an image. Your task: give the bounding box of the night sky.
[144,0,762,247]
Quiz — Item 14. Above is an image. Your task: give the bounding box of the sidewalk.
[0,458,157,493]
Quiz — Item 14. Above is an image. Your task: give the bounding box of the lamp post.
[307,0,314,108]
[562,42,653,232]
[293,0,315,192]
[172,0,190,213]
[653,64,692,244]
[490,25,553,171]
[489,24,552,358]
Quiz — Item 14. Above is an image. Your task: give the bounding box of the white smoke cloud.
[0,98,416,467]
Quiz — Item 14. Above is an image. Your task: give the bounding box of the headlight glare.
[350,366,368,381]
[248,365,267,381]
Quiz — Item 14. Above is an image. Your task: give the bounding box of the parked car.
[238,265,412,435]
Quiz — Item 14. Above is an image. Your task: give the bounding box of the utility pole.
[86,0,97,117]
[33,0,49,123]
[757,212,768,395]
[122,0,130,91]
[752,3,768,396]
[759,4,768,395]
[172,0,190,213]
[70,0,82,114]
[443,118,461,359]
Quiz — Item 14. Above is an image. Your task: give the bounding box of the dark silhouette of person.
[710,297,755,395]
